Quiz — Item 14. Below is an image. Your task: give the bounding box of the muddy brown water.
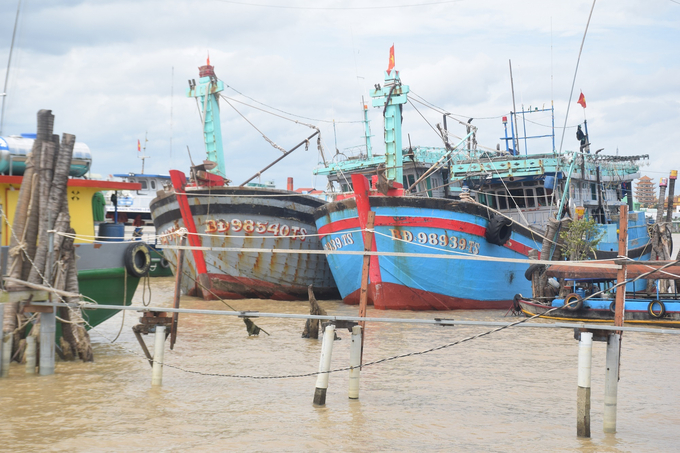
[1,274,679,452]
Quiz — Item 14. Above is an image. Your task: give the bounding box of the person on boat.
[576,125,589,153]
[132,215,143,240]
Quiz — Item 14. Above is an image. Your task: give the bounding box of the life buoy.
[648,300,666,318]
[124,242,152,277]
[485,214,513,246]
[160,258,170,269]
[524,264,547,281]
[563,293,583,311]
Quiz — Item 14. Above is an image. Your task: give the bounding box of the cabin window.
[341,183,349,192]
[139,180,148,190]
[487,194,497,209]
[407,174,417,193]
[497,191,508,210]
[525,188,536,208]
[509,189,525,208]
[590,183,597,201]
[536,187,546,206]
[150,180,156,190]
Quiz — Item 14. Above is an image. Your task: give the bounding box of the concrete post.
[2,330,11,378]
[25,336,36,374]
[39,311,55,376]
[604,333,620,433]
[0,303,4,377]
[152,325,166,386]
[349,325,362,399]
[577,331,593,438]
[313,324,336,406]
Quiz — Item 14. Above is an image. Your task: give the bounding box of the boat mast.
[187,58,226,177]
[138,132,149,174]
[370,60,409,186]
[0,0,23,136]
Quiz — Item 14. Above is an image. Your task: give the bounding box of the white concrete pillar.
[577,332,593,438]
[313,324,335,406]
[604,333,620,433]
[152,326,166,386]
[349,325,362,399]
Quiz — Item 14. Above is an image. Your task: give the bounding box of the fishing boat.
[516,260,680,326]
[0,133,152,330]
[150,60,337,300]
[313,53,650,310]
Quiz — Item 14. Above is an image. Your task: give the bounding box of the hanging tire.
[485,214,513,246]
[524,264,547,281]
[609,301,617,314]
[648,300,666,318]
[159,258,170,269]
[124,242,152,277]
[563,293,583,311]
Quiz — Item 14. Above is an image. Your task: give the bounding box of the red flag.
[387,44,395,75]
[137,139,141,152]
[577,92,586,108]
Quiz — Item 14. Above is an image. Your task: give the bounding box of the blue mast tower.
[187,60,226,177]
[370,63,409,186]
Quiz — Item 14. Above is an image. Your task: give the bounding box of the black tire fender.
[160,258,170,269]
[648,300,666,318]
[124,242,152,277]
[563,293,583,311]
[609,301,617,314]
[485,214,513,246]
[524,263,547,281]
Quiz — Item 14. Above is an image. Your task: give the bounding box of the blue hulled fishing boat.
[313,53,650,310]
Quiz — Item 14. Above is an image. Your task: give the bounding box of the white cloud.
[0,0,678,190]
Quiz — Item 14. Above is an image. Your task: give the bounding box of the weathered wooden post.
[313,324,336,406]
[604,204,628,433]
[656,178,667,225]
[348,325,362,399]
[577,331,593,437]
[25,335,37,374]
[358,211,376,364]
[151,325,166,386]
[170,235,186,350]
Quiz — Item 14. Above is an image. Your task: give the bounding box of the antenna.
[170,66,174,157]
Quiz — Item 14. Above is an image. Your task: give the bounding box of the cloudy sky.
[1,0,679,192]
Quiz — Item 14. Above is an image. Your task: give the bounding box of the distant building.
[635,176,657,207]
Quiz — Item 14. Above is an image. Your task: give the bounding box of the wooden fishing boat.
[313,50,650,310]
[150,61,337,300]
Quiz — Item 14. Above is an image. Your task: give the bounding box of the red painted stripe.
[320,214,532,256]
[169,170,208,275]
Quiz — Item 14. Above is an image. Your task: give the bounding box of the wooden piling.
[358,211,376,365]
[348,325,362,399]
[577,331,593,438]
[313,324,336,406]
[170,236,186,350]
[152,325,166,386]
[666,170,677,224]
[614,205,628,327]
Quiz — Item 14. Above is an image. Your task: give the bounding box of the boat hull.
[150,186,338,300]
[315,177,651,311]
[519,298,680,326]
[315,195,541,310]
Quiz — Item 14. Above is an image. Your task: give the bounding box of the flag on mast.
[137,139,141,152]
[577,92,586,108]
[387,44,395,75]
